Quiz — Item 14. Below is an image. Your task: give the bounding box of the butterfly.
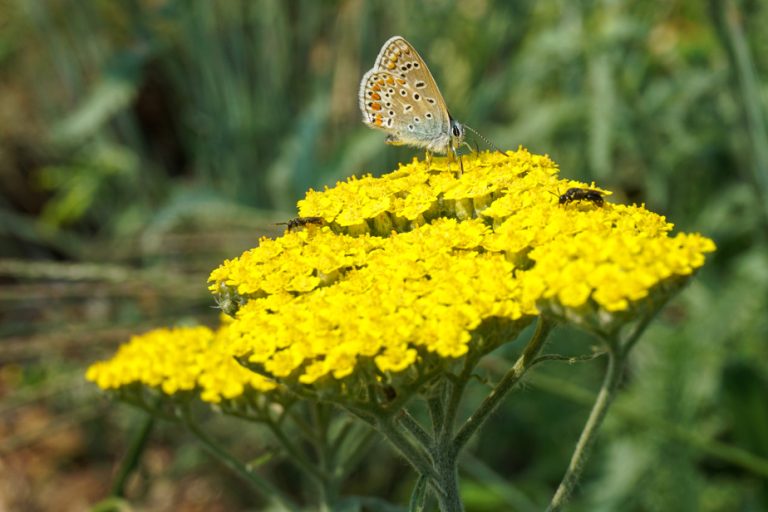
[359,36,465,165]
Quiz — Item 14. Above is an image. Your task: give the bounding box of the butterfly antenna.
[464,124,503,154]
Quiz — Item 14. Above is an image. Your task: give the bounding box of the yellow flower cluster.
[207,149,714,389]
[89,148,715,403]
[222,218,535,386]
[296,150,554,234]
[209,229,385,300]
[86,322,276,403]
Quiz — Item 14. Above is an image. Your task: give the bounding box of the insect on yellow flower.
[276,216,325,232]
[556,187,606,207]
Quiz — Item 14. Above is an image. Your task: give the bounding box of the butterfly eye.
[452,124,462,137]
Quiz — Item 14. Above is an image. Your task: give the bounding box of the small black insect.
[558,188,605,207]
[276,216,325,231]
[382,385,397,403]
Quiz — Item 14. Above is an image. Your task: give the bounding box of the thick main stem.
[430,318,554,511]
[434,441,463,512]
[432,357,476,512]
[311,403,337,512]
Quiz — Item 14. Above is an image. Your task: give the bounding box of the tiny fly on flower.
[557,188,605,207]
[276,216,325,231]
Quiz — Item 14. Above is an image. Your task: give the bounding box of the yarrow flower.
[88,148,715,407]
[205,148,715,401]
[86,319,276,404]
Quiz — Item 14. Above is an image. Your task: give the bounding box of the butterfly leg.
[462,141,477,155]
[425,150,433,171]
[449,146,463,175]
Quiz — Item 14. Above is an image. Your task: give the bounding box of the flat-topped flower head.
[222,219,534,391]
[86,320,277,405]
[207,149,715,403]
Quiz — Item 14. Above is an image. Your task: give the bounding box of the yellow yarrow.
[89,148,715,404]
[86,321,277,403]
[221,218,535,386]
[209,148,714,390]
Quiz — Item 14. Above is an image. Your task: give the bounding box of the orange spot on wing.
[370,102,382,111]
[396,78,406,85]
[387,62,395,70]
[371,84,381,91]
[386,76,395,85]
[374,114,383,126]
[371,92,381,100]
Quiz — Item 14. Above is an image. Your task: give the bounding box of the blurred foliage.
[1,0,767,510]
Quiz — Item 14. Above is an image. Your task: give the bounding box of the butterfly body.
[359,36,464,157]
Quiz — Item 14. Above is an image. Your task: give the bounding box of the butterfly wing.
[359,36,453,153]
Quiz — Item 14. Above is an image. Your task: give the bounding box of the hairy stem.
[546,347,624,511]
[181,410,300,512]
[546,315,652,510]
[111,411,154,497]
[453,318,554,453]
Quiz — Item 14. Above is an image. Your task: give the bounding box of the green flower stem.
[329,417,358,455]
[384,367,444,413]
[409,319,555,512]
[180,410,301,512]
[453,317,554,453]
[429,352,483,512]
[286,407,320,444]
[531,372,768,480]
[442,352,480,440]
[428,392,445,436]
[546,315,653,511]
[264,417,327,485]
[311,403,340,512]
[376,414,442,485]
[545,346,624,512]
[398,410,434,451]
[433,432,463,512]
[409,474,430,511]
[111,410,155,497]
[531,351,606,366]
[336,427,378,482]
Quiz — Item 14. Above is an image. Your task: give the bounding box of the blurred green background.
[1,0,767,510]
